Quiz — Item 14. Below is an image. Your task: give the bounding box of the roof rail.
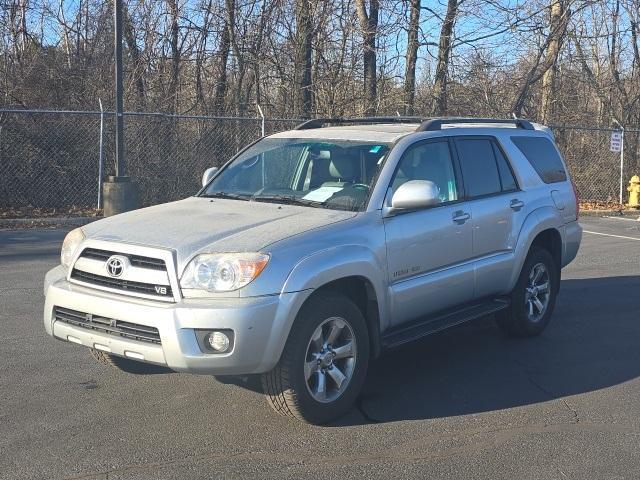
[294,116,424,130]
[415,117,534,132]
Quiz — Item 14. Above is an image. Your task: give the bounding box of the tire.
[261,292,369,424]
[89,348,169,374]
[496,246,559,337]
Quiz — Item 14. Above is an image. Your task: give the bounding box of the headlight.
[60,228,85,268]
[180,253,269,293]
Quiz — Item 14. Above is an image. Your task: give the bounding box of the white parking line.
[583,230,640,241]
[604,216,640,222]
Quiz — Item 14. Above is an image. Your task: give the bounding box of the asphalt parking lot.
[1,214,639,480]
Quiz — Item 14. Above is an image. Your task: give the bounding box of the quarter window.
[511,136,567,183]
[392,141,458,203]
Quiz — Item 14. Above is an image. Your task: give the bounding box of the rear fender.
[508,207,562,291]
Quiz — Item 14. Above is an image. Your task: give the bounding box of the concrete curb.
[0,216,101,229]
[580,209,640,218]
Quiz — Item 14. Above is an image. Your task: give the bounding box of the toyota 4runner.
[44,117,582,424]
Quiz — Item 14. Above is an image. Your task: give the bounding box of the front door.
[383,139,474,327]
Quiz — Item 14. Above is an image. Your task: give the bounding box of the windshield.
[200,138,391,211]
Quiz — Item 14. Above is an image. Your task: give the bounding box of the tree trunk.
[433,0,458,116]
[404,0,420,115]
[214,17,231,115]
[166,0,180,113]
[355,0,379,115]
[225,0,246,115]
[295,0,313,117]
[540,0,569,123]
[512,0,569,118]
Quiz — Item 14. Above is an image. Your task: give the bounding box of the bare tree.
[355,0,379,115]
[540,0,569,122]
[294,0,313,117]
[403,0,420,115]
[432,0,458,115]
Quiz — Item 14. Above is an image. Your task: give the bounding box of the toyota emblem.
[105,255,127,277]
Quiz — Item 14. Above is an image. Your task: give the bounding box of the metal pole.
[257,104,265,137]
[614,119,625,205]
[257,105,265,186]
[620,126,625,205]
[114,0,125,177]
[98,99,105,209]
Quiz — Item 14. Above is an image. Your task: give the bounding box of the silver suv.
[44,117,582,424]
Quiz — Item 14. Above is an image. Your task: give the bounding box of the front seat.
[321,153,358,188]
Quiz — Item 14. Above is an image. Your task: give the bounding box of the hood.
[83,197,356,268]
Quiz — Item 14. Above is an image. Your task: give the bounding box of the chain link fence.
[0,109,638,212]
[551,125,640,204]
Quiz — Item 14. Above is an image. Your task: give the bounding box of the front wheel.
[496,247,559,337]
[261,292,369,424]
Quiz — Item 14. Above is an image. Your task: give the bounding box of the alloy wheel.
[304,317,357,403]
[525,262,551,322]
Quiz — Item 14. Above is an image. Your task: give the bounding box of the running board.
[381,298,510,349]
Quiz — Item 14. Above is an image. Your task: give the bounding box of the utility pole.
[103,0,139,216]
[115,0,125,177]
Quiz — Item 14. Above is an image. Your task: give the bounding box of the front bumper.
[44,266,306,375]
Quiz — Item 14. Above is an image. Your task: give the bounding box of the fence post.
[257,104,265,137]
[97,99,105,209]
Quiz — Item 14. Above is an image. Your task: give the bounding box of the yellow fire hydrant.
[628,175,640,208]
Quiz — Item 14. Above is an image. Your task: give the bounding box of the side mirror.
[201,167,219,187]
[389,180,440,213]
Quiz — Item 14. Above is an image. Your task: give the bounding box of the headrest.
[329,154,356,180]
[312,149,331,160]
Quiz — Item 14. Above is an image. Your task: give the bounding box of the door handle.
[510,199,525,211]
[452,211,471,224]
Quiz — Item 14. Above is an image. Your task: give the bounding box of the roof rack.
[415,117,534,131]
[294,116,424,130]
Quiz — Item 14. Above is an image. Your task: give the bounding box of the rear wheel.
[261,292,369,424]
[90,349,169,374]
[496,247,558,337]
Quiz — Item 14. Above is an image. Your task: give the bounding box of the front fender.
[508,206,563,291]
[262,245,390,363]
[282,245,386,295]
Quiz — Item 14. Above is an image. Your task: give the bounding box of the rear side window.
[511,136,567,183]
[455,138,502,197]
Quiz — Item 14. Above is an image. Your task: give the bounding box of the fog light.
[207,331,230,352]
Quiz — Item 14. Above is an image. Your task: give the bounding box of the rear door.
[453,136,527,298]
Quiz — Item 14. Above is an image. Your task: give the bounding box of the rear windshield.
[511,136,567,183]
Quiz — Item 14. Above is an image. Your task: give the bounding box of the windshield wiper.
[201,191,250,201]
[250,194,327,208]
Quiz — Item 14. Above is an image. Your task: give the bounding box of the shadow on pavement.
[342,275,640,424]
[219,276,640,426]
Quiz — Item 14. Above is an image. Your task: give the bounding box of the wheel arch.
[307,276,382,359]
[273,246,388,364]
[509,207,564,291]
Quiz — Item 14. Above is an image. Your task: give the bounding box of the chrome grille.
[70,269,173,298]
[80,247,166,270]
[54,306,161,344]
[70,247,174,301]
